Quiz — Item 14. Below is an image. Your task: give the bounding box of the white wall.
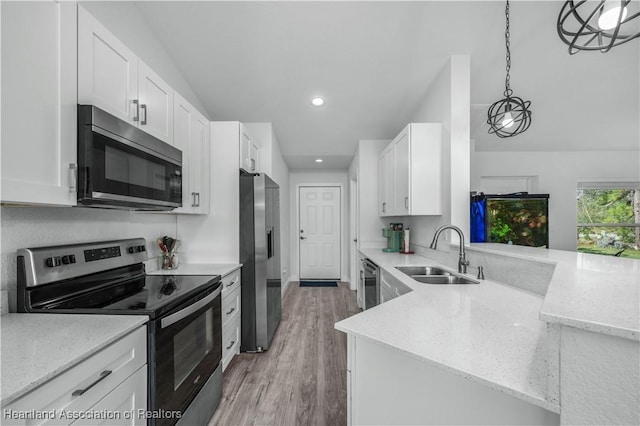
[178,122,240,264]
[1,207,176,312]
[289,170,349,282]
[471,150,640,251]
[406,55,471,250]
[79,1,209,117]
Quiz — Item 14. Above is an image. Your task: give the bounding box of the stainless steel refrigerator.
[239,172,282,352]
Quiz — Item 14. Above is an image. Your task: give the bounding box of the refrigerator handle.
[267,227,274,259]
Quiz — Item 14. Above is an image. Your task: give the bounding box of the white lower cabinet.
[221,269,242,371]
[347,335,558,425]
[2,326,147,426]
[379,269,411,304]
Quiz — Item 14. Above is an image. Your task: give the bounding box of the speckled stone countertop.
[335,248,559,413]
[1,314,148,406]
[470,243,640,341]
[147,263,241,277]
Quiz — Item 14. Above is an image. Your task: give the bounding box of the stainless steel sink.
[412,275,479,285]
[395,265,479,285]
[395,266,451,276]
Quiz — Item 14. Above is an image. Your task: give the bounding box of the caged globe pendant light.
[487,0,532,138]
[557,0,640,54]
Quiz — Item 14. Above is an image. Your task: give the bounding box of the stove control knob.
[61,255,76,265]
[69,254,76,264]
[128,247,135,254]
[46,257,62,267]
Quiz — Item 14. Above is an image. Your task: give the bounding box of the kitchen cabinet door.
[190,109,210,214]
[240,124,259,173]
[78,6,138,125]
[138,60,174,144]
[172,93,209,215]
[172,94,192,213]
[1,1,77,206]
[393,128,410,215]
[378,145,394,217]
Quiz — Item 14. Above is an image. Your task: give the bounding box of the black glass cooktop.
[32,273,221,319]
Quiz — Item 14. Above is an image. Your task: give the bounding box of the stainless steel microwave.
[77,105,182,211]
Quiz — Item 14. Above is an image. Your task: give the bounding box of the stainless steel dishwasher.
[362,258,380,309]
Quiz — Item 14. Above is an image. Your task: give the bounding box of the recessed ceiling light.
[311,97,325,107]
[315,158,323,163]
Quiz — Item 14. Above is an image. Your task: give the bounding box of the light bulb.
[502,111,515,128]
[311,97,325,107]
[598,0,628,30]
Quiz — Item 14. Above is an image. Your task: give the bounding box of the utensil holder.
[161,252,179,270]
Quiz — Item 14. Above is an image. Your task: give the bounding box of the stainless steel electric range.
[16,238,223,426]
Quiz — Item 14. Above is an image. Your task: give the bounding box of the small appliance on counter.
[400,228,414,254]
[382,223,403,252]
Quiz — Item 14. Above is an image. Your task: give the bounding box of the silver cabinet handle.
[226,278,238,288]
[72,370,112,397]
[226,340,235,350]
[405,197,409,209]
[196,193,200,207]
[132,99,139,122]
[382,202,386,213]
[69,163,77,192]
[250,158,256,171]
[226,307,235,316]
[140,104,147,125]
[192,192,197,207]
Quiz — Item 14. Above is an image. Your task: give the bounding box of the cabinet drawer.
[221,269,241,296]
[221,284,241,327]
[70,366,147,426]
[3,326,147,426]
[221,319,241,372]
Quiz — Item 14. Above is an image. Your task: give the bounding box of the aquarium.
[471,193,549,248]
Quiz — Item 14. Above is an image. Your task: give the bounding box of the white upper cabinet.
[138,60,174,143]
[172,93,209,215]
[78,6,137,125]
[240,124,259,173]
[1,1,77,206]
[190,109,210,214]
[78,6,173,144]
[378,123,442,217]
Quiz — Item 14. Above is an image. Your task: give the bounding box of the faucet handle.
[477,266,485,280]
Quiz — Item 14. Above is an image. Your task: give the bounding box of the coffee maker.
[382,223,403,252]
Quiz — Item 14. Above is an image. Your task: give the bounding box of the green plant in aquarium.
[487,199,548,247]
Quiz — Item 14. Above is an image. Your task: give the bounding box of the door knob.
[300,236,306,240]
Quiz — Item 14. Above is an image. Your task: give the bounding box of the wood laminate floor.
[208,281,360,426]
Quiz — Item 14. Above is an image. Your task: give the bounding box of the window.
[577,182,640,259]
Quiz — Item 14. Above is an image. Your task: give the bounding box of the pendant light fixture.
[557,1,640,54]
[487,0,532,138]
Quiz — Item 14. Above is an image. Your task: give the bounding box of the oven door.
[150,285,222,425]
[78,106,182,210]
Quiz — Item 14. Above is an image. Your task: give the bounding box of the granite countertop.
[147,263,241,277]
[470,243,640,341]
[335,248,558,413]
[1,314,148,406]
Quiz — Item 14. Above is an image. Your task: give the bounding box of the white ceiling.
[134,1,640,170]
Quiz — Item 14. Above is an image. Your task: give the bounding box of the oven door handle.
[160,286,222,329]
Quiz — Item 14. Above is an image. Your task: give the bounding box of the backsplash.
[412,242,556,296]
[1,206,177,313]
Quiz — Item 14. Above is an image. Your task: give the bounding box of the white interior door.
[299,186,341,279]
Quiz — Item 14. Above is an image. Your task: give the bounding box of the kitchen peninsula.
[335,243,639,425]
